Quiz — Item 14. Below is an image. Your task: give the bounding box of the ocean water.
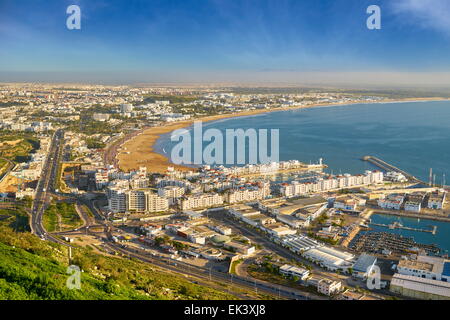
[367,214,450,253]
[155,100,450,183]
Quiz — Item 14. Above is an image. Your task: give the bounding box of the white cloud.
[391,0,450,35]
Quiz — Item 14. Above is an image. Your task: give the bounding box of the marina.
[349,232,441,256]
[355,213,450,255]
[369,221,437,235]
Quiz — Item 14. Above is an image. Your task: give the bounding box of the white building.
[120,104,134,113]
[180,193,224,210]
[158,186,185,205]
[390,273,450,300]
[428,191,447,210]
[377,194,405,210]
[279,171,383,197]
[317,279,342,296]
[333,196,366,211]
[303,247,355,272]
[404,201,422,213]
[92,113,110,122]
[225,184,271,204]
[397,255,450,282]
[275,214,308,229]
[109,189,169,213]
[108,187,127,213]
[130,176,150,189]
[279,264,310,281]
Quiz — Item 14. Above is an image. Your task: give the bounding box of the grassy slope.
[0,226,238,300]
[0,135,40,163]
[43,202,83,232]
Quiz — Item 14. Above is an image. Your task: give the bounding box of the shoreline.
[115,97,450,173]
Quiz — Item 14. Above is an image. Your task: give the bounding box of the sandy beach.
[116,97,450,174]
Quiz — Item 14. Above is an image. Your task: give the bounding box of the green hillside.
[0,224,237,300]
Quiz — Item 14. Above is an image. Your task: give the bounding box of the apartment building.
[224,187,269,204]
[108,187,127,213]
[280,171,383,197]
[404,193,426,213]
[126,190,169,213]
[180,193,224,210]
[317,279,342,296]
[95,170,109,189]
[158,185,185,204]
[108,188,168,213]
[130,176,150,189]
[377,194,405,210]
[333,196,366,211]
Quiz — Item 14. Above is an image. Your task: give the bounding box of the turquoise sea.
[155,100,450,183]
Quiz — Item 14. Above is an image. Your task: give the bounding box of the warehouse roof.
[353,254,377,273]
[391,274,450,298]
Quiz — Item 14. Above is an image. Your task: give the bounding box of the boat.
[359,223,370,228]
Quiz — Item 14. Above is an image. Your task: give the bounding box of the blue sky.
[1,0,450,85]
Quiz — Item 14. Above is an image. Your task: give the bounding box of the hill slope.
[0,225,237,300]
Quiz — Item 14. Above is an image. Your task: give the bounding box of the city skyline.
[2,0,450,86]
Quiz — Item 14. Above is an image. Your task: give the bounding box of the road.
[30,129,69,246]
[0,157,14,183]
[103,128,151,168]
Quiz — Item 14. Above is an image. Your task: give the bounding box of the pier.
[362,155,425,184]
[369,221,437,235]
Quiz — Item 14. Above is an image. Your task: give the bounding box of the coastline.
[115,97,450,173]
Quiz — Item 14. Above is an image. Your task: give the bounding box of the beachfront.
[114,97,450,174]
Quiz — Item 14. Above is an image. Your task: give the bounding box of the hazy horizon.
[3,71,450,91]
[2,0,450,88]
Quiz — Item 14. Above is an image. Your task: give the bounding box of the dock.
[362,155,425,184]
[369,221,437,235]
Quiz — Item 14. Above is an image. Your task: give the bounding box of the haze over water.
[156,100,450,183]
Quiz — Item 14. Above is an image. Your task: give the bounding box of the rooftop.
[348,251,375,268]
[398,260,433,272]
[391,273,450,298]
[443,262,450,277]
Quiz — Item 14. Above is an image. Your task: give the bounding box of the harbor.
[362,155,424,184]
[369,220,438,235]
[352,213,450,256]
[349,231,441,256]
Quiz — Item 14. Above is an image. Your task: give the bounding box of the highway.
[30,129,69,246]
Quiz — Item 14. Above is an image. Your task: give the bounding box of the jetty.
[369,221,437,235]
[362,155,425,184]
